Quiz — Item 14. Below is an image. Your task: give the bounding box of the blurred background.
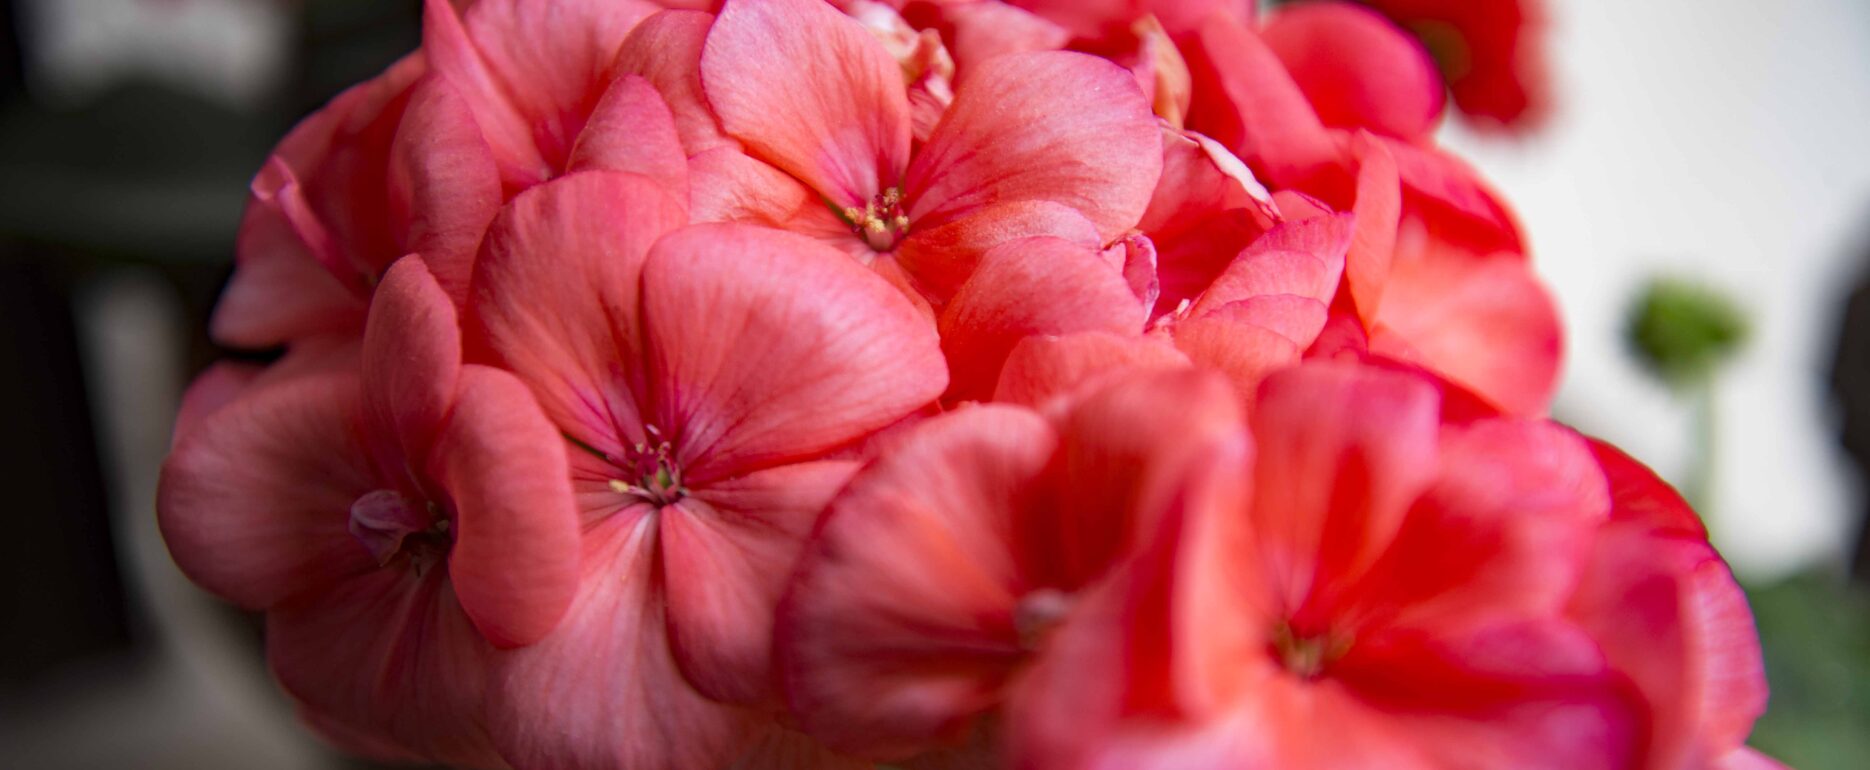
[0,0,1865,767]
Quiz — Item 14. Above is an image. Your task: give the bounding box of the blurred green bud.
[1625,277,1749,389]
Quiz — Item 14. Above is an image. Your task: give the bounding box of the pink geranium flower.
[467,171,946,769]
[698,0,1162,305]
[1011,362,1645,769]
[159,257,581,767]
[779,368,1244,765]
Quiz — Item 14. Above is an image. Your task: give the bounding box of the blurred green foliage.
[1747,571,1870,769]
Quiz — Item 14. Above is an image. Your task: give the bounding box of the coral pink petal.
[157,373,377,609]
[1370,250,1562,416]
[488,514,755,770]
[703,0,910,206]
[615,10,734,155]
[389,78,503,306]
[1382,136,1525,255]
[639,224,945,481]
[214,159,368,348]
[1335,619,1645,770]
[1170,314,1306,398]
[170,362,263,447]
[267,570,503,768]
[1192,214,1353,321]
[995,332,1191,408]
[685,146,821,226]
[362,258,462,466]
[779,406,1057,759]
[661,460,859,706]
[427,0,661,184]
[1007,0,1238,39]
[567,73,690,203]
[1343,135,1402,320]
[1344,419,1608,634]
[895,199,1102,304]
[471,171,688,454]
[1261,1,1446,141]
[939,237,1147,403]
[1590,439,1709,540]
[917,0,1071,72]
[435,365,581,648]
[1246,363,1441,614]
[1183,14,1339,188]
[906,51,1160,243]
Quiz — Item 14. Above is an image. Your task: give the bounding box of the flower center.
[1271,622,1350,679]
[608,424,687,507]
[842,187,910,252]
[1014,588,1075,652]
[349,488,451,572]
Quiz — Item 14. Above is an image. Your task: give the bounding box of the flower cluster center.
[609,425,688,507]
[842,187,910,252]
[348,488,452,573]
[1271,622,1350,680]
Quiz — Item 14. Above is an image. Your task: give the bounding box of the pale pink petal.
[615,9,735,155]
[702,0,911,206]
[157,373,376,609]
[939,237,1147,403]
[906,51,1160,243]
[1246,363,1441,616]
[567,73,690,204]
[1261,1,1445,141]
[388,77,503,306]
[662,461,860,705]
[267,570,503,768]
[362,257,461,468]
[434,365,581,648]
[779,406,1057,760]
[638,224,945,481]
[488,515,754,770]
[995,332,1190,409]
[1718,749,1792,770]
[470,171,688,454]
[1370,248,1563,416]
[894,199,1102,304]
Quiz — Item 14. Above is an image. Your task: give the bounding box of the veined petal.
[567,74,690,205]
[894,199,1102,305]
[615,10,735,155]
[639,224,945,482]
[436,365,581,649]
[363,257,462,470]
[703,0,911,206]
[389,77,504,307]
[470,171,688,454]
[487,515,754,770]
[907,51,1160,243]
[779,406,1057,760]
[158,372,376,609]
[939,237,1147,403]
[662,461,860,706]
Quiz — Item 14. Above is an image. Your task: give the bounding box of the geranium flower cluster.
[158,1,1780,769]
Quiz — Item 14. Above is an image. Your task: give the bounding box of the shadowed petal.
[389,78,503,306]
[1261,1,1445,141]
[363,258,462,469]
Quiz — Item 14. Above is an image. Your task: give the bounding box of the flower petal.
[363,257,462,469]
[779,406,1057,759]
[662,461,860,705]
[894,199,1102,304]
[938,237,1147,403]
[615,9,735,155]
[1190,214,1351,322]
[1183,14,1338,189]
[488,515,754,770]
[702,0,911,206]
[906,51,1160,243]
[470,171,688,455]
[639,223,946,481]
[567,73,691,204]
[266,570,503,768]
[995,332,1190,409]
[389,77,504,306]
[435,365,581,648]
[157,372,376,609]
[1261,1,1445,141]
